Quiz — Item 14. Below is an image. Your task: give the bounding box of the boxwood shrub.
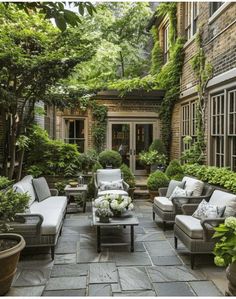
[120,163,135,188]
[165,159,184,181]
[147,170,169,191]
[98,150,122,168]
[182,164,236,193]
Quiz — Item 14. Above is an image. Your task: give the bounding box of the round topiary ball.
[149,139,166,155]
[98,150,122,168]
[147,170,169,191]
[165,159,184,180]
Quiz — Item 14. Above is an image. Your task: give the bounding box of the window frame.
[163,22,170,64]
[184,2,199,41]
[209,2,223,17]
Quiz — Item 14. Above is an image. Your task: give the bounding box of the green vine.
[181,30,213,164]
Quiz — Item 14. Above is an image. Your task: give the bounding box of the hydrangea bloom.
[214,256,225,267]
[225,217,236,230]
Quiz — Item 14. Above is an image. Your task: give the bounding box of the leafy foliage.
[0,189,30,232]
[25,125,80,176]
[4,2,96,32]
[120,164,136,189]
[147,170,169,191]
[213,217,236,267]
[98,150,122,168]
[182,164,236,193]
[139,150,167,166]
[149,139,166,155]
[165,160,184,181]
[78,150,98,173]
[0,177,13,190]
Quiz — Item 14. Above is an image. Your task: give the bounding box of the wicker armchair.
[174,189,236,269]
[153,178,214,230]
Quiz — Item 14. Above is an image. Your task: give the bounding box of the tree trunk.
[119,51,125,78]
[16,148,24,181]
[8,115,17,180]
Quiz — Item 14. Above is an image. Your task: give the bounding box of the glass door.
[109,121,156,175]
[134,123,153,175]
[111,123,131,168]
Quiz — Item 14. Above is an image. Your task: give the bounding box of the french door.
[108,120,157,175]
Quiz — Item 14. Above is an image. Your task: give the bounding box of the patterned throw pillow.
[169,186,192,204]
[99,179,124,191]
[192,199,226,220]
[166,180,186,198]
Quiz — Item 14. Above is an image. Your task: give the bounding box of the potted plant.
[147,170,169,201]
[0,187,30,295]
[213,217,236,296]
[139,150,167,174]
[95,208,113,223]
[98,150,122,169]
[120,164,136,199]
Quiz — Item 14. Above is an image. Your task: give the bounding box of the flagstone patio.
[7,200,227,297]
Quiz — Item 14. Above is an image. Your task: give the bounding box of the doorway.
[108,120,157,175]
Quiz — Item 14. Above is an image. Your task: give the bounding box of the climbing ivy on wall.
[181,30,213,164]
[77,95,108,152]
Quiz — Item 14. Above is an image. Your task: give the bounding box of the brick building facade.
[155,2,236,171]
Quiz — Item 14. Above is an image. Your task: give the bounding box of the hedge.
[182,164,236,193]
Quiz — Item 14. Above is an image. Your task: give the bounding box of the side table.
[64,184,88,213]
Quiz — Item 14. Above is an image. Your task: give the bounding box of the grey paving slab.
[111,283,122,293]
[77,248,113,263]
[63,217,91,227]
[51,263,88,277]
[189,280,223,296]
[45,276,87,290]
[108,241,146,252]
[55,240,78,254]
[153,281,196,296]
[146,266,205,282]
[88,283,111,296]
[42,289,86,296]
[113,290,156,296]
[79,233,96,248]
[150,255,183,266]
[118,267,152,291]
[89,263,118,284]
[12,268,51,287]
[135,232,165,242]
[6,286,45,296]
[54,253,77,264]
[58,234,80,242]
[112,251,152,266]
[145,240,176,256]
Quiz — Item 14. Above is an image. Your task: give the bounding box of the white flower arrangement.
[94,194,134,216]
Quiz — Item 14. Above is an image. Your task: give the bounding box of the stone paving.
[7,200,227,296]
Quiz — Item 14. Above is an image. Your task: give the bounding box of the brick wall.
[170,2,236,160]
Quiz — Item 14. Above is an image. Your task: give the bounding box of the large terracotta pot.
[226,261,236,296]
[0,234,25,295]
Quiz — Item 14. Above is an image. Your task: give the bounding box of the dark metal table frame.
[92,206,139,253]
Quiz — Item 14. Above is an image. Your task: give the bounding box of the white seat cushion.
[175,215,203,239]
[154,196,173,212]
[97,169,122,186]
[182,176,204,196]
[97,190,128,197]
[209,190,236,217]
[13,175,36,206]
[30,196,67,235]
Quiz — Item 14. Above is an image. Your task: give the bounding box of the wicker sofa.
[11,175,67,259]
[153,176,214,230]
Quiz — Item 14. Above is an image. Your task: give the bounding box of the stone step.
[134,189,150,200]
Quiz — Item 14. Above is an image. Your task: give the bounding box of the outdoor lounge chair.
[174,189,236,269]
[153,176,214,230]
[94,168,129,197]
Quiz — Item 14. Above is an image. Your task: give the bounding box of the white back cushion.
[97,169,122,186]
[182,176,204,196]
[13,175,36,206]
[209,190,236,217]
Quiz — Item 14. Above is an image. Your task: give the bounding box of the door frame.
[107,118,159,175]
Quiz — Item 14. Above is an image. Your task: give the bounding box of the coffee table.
[64,184,88,213]
[92,205,139,253]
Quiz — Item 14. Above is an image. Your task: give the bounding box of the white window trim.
[208,2,232,25]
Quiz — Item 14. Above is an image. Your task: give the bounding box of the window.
[210,2,223,16]
[163,23,169,63]
[181,100,197,151]
[210,89,236,170]
[64,119,85,152]
[185,2,199,40]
